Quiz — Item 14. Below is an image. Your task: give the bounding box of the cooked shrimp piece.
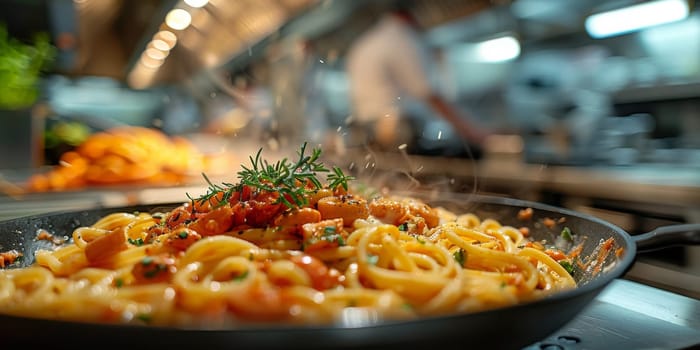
[166,228,202,251]
[308,188,334,206]
[301,218,345,252]
[369,197,438,234]
[131,255,177,284]
[188,205,234,236]
[402,198,440,228]
[165,205,193,229]
[273,207,322,228]
[368,197,408,225]
[316,195,369,226]
[289,255,342,290]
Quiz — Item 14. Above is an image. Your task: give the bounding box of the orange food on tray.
[26,127,209,191]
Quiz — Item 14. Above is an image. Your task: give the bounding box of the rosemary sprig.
[328,165,354,191]
[189,142,354,209]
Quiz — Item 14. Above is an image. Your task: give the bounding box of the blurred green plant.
[44,121,91,149]
[0,23,55,110]
[43,120,91,164]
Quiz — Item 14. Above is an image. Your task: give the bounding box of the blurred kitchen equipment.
[592,113,655,166]
[0,104,49,170]
[505,47,613,165]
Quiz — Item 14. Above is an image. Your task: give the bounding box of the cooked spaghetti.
[0,144,576,327]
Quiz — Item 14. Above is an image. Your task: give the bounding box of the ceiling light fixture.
[154,30,178,48]
[151,39,172,51]
[474,35,521,62]
[585,0,690,39]
[141,55,166,69]
[184,0,209,8]
[145,47,169,60]
[165,8,192,31]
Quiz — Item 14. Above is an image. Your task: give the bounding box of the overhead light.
[585,0,690,39]
[474,36,521,62]
[165,8,192,31]
[154,30,178,48]
[151,39,172,51]
[145,47,169,60]
[184,0,209,8]
[141,54,165,69]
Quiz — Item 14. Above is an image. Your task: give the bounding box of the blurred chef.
[345,0,490,152]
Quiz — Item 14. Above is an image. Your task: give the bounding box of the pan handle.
[632,223,700,253]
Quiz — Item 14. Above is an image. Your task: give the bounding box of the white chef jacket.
[345,15,433,123]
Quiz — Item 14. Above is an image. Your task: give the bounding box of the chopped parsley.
[232,270,249,281]
[128,238,144,246]
[321,226,345,246]
[143,263,167,278]
[397,222,408,231]
[560,227,574,242]
[141,256,153,266]
[559,260,575,275]
[177,231,188,239]
[114,278,124,288]
[453,248,466,267]
[136,313,152,323]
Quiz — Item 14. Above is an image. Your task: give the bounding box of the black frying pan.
[0,194,698,349]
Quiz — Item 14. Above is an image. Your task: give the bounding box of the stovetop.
[524,279,700,350]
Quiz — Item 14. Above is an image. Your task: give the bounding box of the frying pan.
[0,193,698,349]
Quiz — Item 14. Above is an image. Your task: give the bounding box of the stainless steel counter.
[524,279,700,350]
[355,153,700,215]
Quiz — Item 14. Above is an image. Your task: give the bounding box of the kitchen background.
[0,0,698,299]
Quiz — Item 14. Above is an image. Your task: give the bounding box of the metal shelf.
[613,81,700,104]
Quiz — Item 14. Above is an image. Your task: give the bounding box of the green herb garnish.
[328,165,355,191]
[397,222,408,231]
[136,313,152,323]
[559,260,575,275]
[453,248,466,267]
[177,231,188,239]
[561,227,574,242]
[128,238,144,246]
[189,142,354,209]
[321,226,345,246]
[232,270,249,281]
[114,278,124,288]
[143,263,167,278]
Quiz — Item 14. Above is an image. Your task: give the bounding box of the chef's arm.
[426,94,490,145]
